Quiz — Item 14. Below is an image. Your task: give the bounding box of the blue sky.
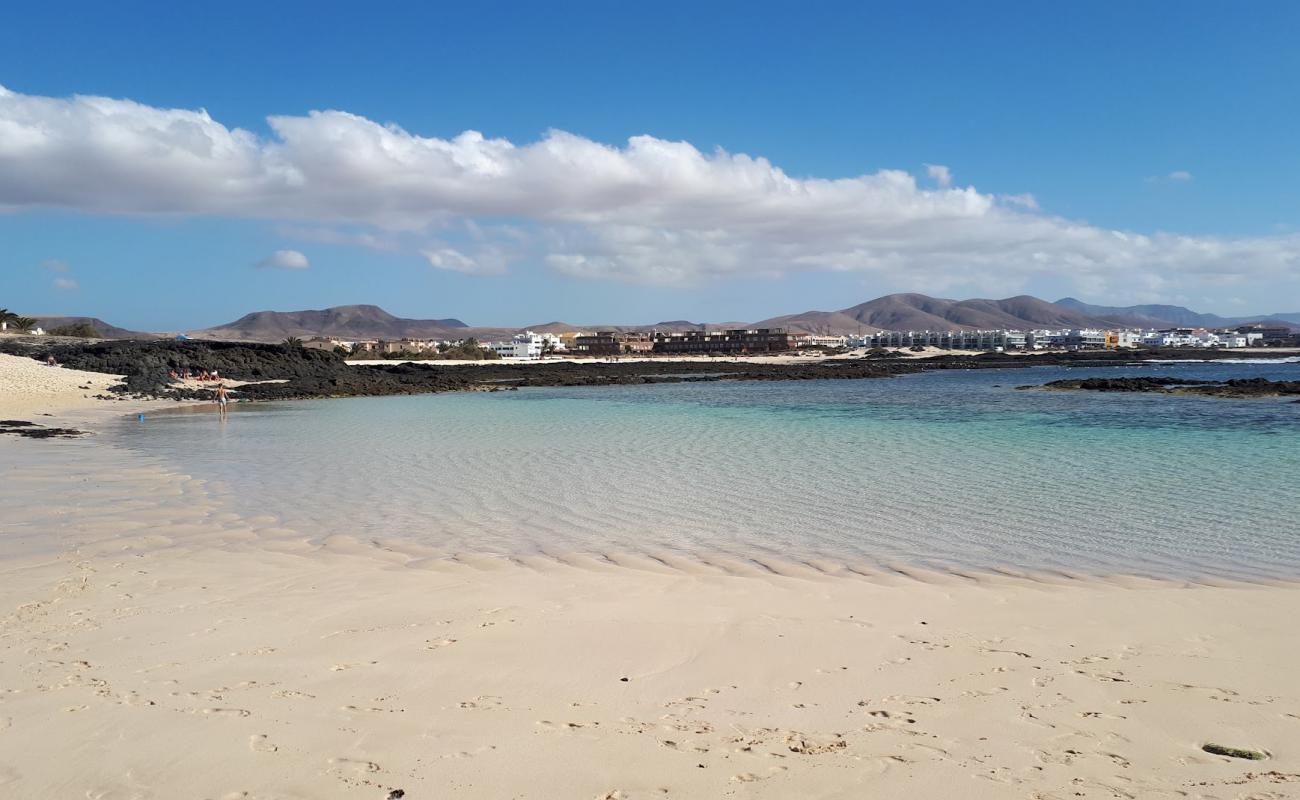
[2,1,1298,330]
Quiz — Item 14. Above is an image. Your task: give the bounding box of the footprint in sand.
[536,719,600,732]
[785,733,847,755]
[425,637,458,650]
[330,661,378,671]
[434,744,497,760]
[327,757,380,774]
[198,707,252,718]
[459,695,504,710]
[249,734,278,753]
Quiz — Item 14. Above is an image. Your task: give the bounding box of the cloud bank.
[1,84,1295,295]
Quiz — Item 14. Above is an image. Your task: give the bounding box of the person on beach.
[45,355,60,367]
[214,383,229,418]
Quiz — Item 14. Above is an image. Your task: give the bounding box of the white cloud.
[999,193,1039,210]
[1146,170,1194,184]
[925,163,952,189]
[422,245,507,275]
[52,277,78,290]
[41,258,70,272]
[256,249,310,269]
[0,85,1296,300]
[275,224,400,252]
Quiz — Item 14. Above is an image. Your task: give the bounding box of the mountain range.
[21,296,1300,341]
[1053,298,1300,329]
[193,295,1299,341]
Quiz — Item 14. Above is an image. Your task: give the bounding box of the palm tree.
[0,308,19,327]
[282,336,303,349]
[11,316,37,332]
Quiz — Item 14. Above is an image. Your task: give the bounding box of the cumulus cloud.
[52,277,78,290]
[925,163,952,188]
[0,84,1295,297]
[256,249,310,269]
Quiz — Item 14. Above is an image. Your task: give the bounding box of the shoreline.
[3,355,1299,798]
[6,337,1299,406]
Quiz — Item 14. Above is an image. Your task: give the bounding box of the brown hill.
[33,316,153,339]
[199,305,471,342]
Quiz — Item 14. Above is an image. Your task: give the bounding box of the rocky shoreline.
[0,338,1293,403]
[1021,376,1300,399]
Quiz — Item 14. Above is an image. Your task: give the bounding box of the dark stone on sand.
[0,420,86,439]
[387,790,406,799]
[1202,743,1267,760]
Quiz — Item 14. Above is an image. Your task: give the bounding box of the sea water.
[111,362,1300,579]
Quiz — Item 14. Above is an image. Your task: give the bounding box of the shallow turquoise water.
[112,362,1300,579]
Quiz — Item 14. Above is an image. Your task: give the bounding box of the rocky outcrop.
[1023,376,1300,399]
[4,339,1297,403]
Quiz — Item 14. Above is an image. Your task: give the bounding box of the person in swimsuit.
[214,383,229,418]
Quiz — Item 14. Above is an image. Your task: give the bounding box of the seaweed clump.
[1202,743,1267,760]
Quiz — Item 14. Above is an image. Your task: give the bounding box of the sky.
[2,1,1298,331]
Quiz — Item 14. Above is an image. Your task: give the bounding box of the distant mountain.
[199,304,472,342]
[1055,297,1300,329]
[34,315,152,339]
[523,320,719,334]
[172,295,1300,343]
[758,293,1106,334]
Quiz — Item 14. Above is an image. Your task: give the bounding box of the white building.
[797,334,849,348]
[489,331,555,359]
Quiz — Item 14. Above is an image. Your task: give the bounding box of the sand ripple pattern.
[110,362,1300,580]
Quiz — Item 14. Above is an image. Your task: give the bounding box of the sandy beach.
[1,355,1297,799]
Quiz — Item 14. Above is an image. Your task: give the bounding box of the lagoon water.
[112,362,1300,579]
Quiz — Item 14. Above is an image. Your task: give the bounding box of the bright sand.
[1,354,1298,799]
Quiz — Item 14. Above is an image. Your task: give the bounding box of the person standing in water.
[214,383,229,419]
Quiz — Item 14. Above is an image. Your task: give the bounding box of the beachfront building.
[569,331,657,355]
[1236,325,1294,345]
[1137,328,1257,348]
[870,329,1028,351]
[620,333,655,353]
[302,337,350,352]
[573,331,622,356]
[1055,329,1107,349]
[652,328,794,354]
[1114,331,1143,348]
[488,331,559,359]
[796,334,849,348]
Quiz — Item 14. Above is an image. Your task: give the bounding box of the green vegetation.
[1202,743,1267,760]
[282,336,303,349]
[0,309,38,332]
[49,322,102,338]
